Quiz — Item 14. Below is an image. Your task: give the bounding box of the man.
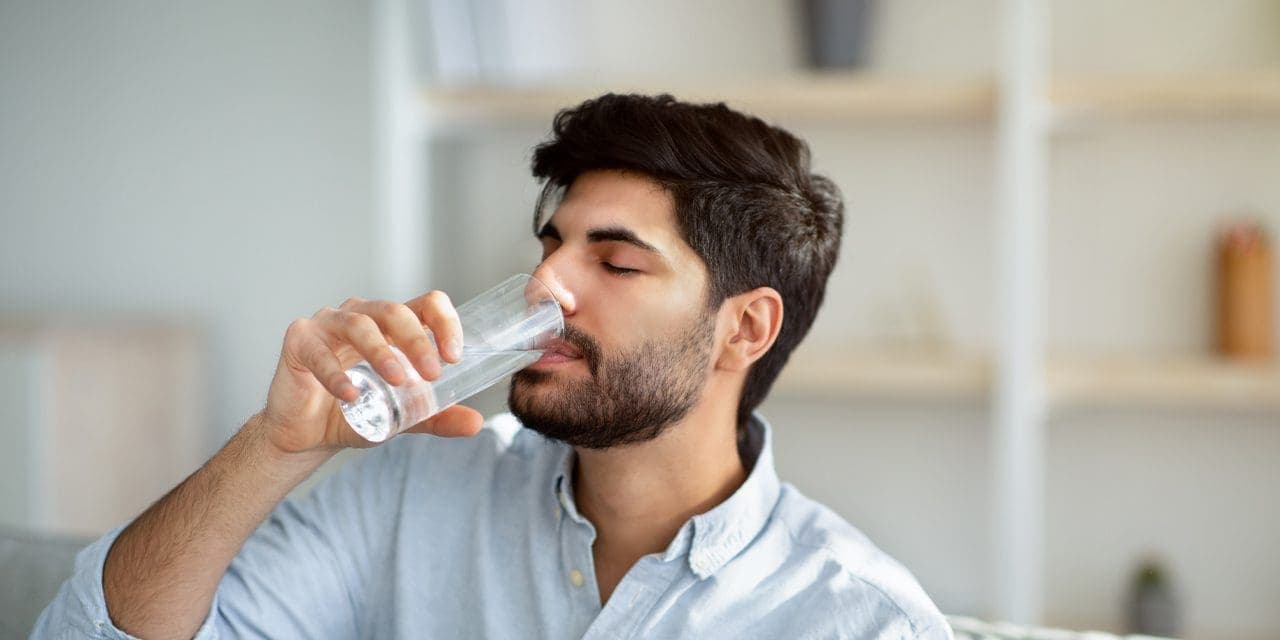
[37,94,950,638]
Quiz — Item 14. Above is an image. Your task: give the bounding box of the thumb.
[401,404,484,438]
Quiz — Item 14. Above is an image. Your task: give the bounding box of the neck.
[572,394,747,560]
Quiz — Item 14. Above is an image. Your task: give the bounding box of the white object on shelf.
[422,0,584,85]
[0,321,206,536]
[492,0,584,82]
[421,0,483,84]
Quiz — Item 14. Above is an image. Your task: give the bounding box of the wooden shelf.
[1046,355,1280,411]
[1050,70,1280,121]
[422,71,1280,131]
[421,74,996,130]
[773,349,1280,412]
[773,349,990,402]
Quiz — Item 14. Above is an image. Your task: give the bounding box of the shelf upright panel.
[993,0,1051,624]
[372,0,429,301]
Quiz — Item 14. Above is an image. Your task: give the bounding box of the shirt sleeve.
[29,525,221,639]
[31,441,408,639]
[915,620,956,640]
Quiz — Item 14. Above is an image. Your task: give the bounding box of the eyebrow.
[537,222,666,258]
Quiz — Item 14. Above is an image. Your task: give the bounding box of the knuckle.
[371,300,404,322]
[339,297,364,310]
[342,312,374,332]
[388,302,417,323]
[286,317,309,335]
[424,290,452,308]
[285,318,314,342]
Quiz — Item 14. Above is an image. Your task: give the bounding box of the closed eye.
[602,262,639,276]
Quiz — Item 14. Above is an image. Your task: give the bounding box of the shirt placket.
[557,484,603,632]
[580,554,681,640]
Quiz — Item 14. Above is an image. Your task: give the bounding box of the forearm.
[102,412,335,639]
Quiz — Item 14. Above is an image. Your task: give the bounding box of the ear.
[716,287,784,372]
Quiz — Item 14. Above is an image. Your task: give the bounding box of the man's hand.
[260,291,485,455]
[102,288,484,639]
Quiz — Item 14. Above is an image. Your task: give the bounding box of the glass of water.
[340,274,563,442]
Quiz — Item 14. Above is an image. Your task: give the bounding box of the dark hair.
[530,93,844,429]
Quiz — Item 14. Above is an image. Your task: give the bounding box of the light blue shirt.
[35,413,951,639]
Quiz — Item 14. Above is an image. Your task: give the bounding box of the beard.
[507,312,715,449]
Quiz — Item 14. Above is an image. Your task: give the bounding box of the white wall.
[0,2,374,453]
[1045,409,1280,638]
[762,398,992,616]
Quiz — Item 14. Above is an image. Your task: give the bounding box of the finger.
[290,326,360,402]
[343,300,441,381]
[406,290,464,363]
[400,405,484,438]
[314,307,406,386]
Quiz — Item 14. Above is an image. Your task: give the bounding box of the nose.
[531,261,576,317]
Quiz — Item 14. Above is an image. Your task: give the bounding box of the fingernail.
[446,338,463,361]
[382,358,404,380]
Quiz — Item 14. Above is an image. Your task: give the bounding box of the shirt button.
[569,569,585,587]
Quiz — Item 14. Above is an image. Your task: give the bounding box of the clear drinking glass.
[340,274,563,442]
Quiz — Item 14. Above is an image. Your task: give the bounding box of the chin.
[508,370,553,409]
[513,368,553,387]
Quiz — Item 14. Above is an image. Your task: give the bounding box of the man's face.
[508,170,719,449]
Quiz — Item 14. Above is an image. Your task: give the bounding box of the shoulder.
[766,484,950,638]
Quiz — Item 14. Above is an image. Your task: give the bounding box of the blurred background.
[2,1,1279,638]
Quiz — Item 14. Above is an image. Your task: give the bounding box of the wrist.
[244,412,337,478]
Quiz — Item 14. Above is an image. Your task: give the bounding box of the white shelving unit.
[372,0,1280,628]
[991,0,1050,622]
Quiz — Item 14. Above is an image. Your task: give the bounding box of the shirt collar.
[548,412,781,580]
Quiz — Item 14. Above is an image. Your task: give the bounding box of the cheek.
[583,300,678,353]
[590,301,655,349]
[576,271,709,346]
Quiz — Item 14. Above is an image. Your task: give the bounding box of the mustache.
[562,324,602,377]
